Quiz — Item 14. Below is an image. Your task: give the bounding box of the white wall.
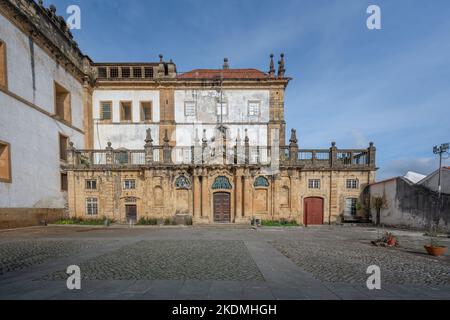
[174,89,270,123]
[92,90,160,149]
[0,11,85,208]
[0,12,84,130]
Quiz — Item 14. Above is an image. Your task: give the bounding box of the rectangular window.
[59,134,68,161]
[61,173,68,191]
[120,101,132,122]
[85,179,97,190]
[100,101,112,121]
[86,197,98,215]
[144,67,154,78]
[308,179,320,189]
[346,179,359,189]
[140,101,152,122]
[97,67,107,78]
[110,67,119,78]
[185,101,196,117]
[133,67,142,78]
[54,81,71,123]
[248,101,260,116]
[0,41,7,88]
[123,179,136,189]
[345,198,358,217]
[216,102,228,116]
[121,67,130,78]
[0,141,11,183]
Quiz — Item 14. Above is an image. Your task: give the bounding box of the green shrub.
[261,219,299,227]
[163,218,172,225]
[54,217,114,225]
[137,217,158,225]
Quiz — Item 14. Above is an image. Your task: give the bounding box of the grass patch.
[261,219,299,227]
[53,217,114,225]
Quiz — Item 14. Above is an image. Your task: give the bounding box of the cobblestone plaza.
[0,225,449,300]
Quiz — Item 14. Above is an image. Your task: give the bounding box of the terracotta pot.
[387,237,396,246]
[424,245,447,256]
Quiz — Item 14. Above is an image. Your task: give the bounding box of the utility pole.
[432,143,449,235]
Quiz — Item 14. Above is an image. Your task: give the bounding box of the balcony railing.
[67,142,376,170]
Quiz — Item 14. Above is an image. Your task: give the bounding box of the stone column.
[201,169,210,222]
[193,171,201,220]
[234,170,243,222]
[242,169,252,218]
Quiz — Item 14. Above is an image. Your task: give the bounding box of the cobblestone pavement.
[271,238,450,285]
[0,225,449,299]
[0,240,104,275]
[45,240,263,281]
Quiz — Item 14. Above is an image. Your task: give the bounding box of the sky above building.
[50,0,450,180]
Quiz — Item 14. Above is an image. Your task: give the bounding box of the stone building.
[0,0,377,227]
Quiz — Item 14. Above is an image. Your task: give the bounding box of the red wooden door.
[213,193,230,222]
[304,197,323,225]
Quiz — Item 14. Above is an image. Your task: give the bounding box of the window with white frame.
[344,198,358,217]
[216,102,228,116]
[308,179,320,189]
[248,101,260,116]
[123,179,136,189]
[184,101,196,117]
[346,179,359,189]
[86,197,98,215]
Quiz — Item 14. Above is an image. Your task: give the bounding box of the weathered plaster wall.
[174,89,270,123]
[370,178,450,232]
[0,11,85,209]
[92,90,161,149]
[419,169,450,194]
[0,12,84,130]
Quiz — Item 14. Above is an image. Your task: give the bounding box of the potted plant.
[424,231,447,256]
[385,232,397,246]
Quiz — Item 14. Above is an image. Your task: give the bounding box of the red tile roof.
[177,68,268,79]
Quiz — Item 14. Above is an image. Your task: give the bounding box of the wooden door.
[126,204,137,223]
[213,192,230,222]
[304,197,323,225]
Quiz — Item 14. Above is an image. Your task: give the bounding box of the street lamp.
[433,143,449,196]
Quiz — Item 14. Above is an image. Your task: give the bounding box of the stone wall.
[0,208,64,229]
[67,167,374,225]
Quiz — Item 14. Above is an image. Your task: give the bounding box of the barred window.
[100,102,112,120]
[346,179,359,189]
[121,67,130,78]
[86,198,98,215]
[133,67,142,78]
[124,179,136,189]
[308,179,320,189]
[144,67,154,78]
[110,67,119,78]
[185,101,196,117]
[248,101,260,116]
[85,179,97,190]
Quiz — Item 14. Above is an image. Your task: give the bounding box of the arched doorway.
[213,192,231,222]
[304,197,324,225]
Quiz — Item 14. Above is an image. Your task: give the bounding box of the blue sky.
[51,0,450,180]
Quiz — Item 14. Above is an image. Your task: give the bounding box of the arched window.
[175,175,191,189]
[254,176,269,188]
[212,176,232,189]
